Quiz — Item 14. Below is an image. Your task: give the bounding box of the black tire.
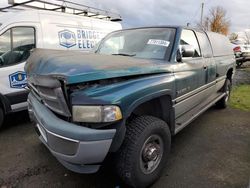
[115,116,171,188]
[0,107,4,129]
[216,79,231,109]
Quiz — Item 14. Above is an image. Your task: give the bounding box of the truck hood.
[25,49,173,84]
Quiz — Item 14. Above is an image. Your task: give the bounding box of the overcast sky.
[0,0,249,33]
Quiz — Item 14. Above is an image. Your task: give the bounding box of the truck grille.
[28,76,71,117]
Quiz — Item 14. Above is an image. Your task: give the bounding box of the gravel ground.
[0,65,250,188]
[233,61,250,85]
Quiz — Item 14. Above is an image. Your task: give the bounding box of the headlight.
[72,105,122,123]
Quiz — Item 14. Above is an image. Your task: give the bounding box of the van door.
[174,29,207,118]
[0,27,35,111]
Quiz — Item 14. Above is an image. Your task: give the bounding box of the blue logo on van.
[9,71,27,89]
[58,30,76,48]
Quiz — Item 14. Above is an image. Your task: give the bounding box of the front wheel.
[216,79,232,108]
[115,116,171,188]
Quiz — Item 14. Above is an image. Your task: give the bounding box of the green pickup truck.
[25,26,235,187]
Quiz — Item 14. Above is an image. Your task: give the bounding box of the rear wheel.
[216,79,231,109]
[115,116,171,188]
[0,107,4,129]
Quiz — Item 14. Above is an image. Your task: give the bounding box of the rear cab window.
[0,27,35,67]
[195,31,213,58]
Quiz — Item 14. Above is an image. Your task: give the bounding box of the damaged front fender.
[70,73,175,118]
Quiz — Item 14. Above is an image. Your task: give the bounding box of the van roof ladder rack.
[0,0,122,21]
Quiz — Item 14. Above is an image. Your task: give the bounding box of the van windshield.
[95,28,176,60]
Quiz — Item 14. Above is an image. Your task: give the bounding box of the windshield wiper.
[112,53,136,57]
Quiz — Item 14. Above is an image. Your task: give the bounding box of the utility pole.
[200,2,204,27]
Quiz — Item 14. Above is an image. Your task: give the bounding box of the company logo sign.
[58,30,76,48]
[76,29,106,49]
[9,71,27,89]
[58,29,107,49]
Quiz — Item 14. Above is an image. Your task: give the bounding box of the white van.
[0,8,122,128]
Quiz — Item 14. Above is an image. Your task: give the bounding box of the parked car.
[0,8,122,128]
[232,41,250,67]
[26,26,235,187]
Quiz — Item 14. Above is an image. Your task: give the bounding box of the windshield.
[95,28,176,60]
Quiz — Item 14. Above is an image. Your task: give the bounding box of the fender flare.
[124,89,174,118]
[124,89,176,135]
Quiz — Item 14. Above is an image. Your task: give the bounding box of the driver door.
[174,29,207,118]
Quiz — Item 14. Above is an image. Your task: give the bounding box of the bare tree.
[196,17,209,31]
[229,32,238,42]
[203,6,230,35]
[244,30,250,44]
[234,30,250,44]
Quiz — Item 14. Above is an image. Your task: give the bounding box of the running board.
[174,92,226,134]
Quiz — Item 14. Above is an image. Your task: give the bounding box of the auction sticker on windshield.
[147,39,170,47]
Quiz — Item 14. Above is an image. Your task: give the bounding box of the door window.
[196,31,213,58]
[0,30,11,57]
[0,27,35,67]
[180,29,201,57]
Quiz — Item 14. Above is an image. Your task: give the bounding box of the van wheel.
[216,79,231,109]
[115,116,171,188]
[0,107,4,129]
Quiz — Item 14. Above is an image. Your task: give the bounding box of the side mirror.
[181,45,195,58]
[176,48,182,62]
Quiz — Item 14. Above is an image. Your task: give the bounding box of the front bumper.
[28,93,116,173]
